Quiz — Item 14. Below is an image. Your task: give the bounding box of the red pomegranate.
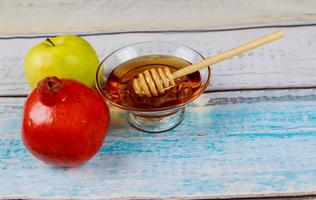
[22,77,110,167]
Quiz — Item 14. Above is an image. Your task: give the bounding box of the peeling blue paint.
[1,95,316,198]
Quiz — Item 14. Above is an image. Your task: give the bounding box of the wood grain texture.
[1,26,315,96]
[2,89,316,199]
[0,0,316,36]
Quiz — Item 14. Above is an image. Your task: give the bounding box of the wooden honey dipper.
[132,31,284,97]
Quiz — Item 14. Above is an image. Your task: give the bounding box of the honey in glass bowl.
[102,55,202,109]
[96,41,210,133]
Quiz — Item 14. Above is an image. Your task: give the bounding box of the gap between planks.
[0,23,315,39]
[1,196,316,200]
[2,86,316,98]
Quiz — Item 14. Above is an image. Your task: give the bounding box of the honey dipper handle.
[172,31,284,79]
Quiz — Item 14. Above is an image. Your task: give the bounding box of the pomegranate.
[22,77,110,167]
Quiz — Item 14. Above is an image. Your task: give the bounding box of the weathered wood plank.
[1,26,316,96]
[0,0,315,36]
[1,89,316,199]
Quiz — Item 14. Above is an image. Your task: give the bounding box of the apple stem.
[46,38,55,46]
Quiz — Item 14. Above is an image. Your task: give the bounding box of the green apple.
[24,35,100,88]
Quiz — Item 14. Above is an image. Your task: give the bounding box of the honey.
[103,55,202,109]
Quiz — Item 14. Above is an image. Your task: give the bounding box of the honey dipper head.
[132,67,175,97]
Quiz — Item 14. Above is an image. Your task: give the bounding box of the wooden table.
[1,1,316,199]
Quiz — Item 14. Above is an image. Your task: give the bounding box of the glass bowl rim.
[95,40,211,112]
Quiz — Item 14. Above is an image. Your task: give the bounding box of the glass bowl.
[96,41,211,133]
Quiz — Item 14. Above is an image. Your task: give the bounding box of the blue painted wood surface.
[1,91,316,199]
